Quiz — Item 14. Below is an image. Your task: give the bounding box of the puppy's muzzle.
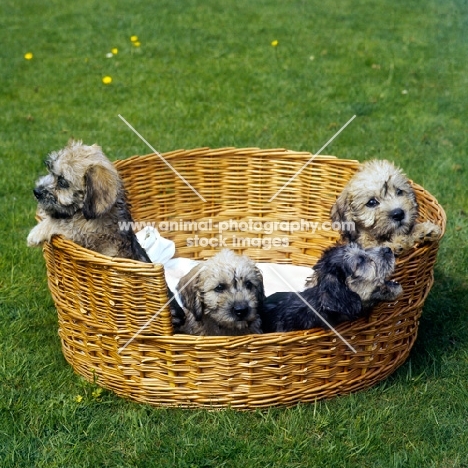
[380,246,393,258]
[33,187,56,206]
[379,246,396,266]
[33,187,45,201]
[232,302,250,321]
[389,208,405,223]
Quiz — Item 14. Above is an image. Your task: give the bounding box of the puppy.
[261,243,402,333]
[27,140,150,262]
[174,249,265,336]
[331,160,441,255]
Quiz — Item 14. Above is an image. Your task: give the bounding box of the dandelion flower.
[24,52,33,60]
[271,40,279,47]
[130,35,138,42]
[102,76,112,84]
[111,48,118,54]
[133,41,141,47]
[74,395,83,403]
[92,388,103,399]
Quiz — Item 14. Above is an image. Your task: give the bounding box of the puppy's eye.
[366,198,380,208]
[57,176,69,189]
[396,189,404,196]
[214,284,226,293]
[244,280,253,290]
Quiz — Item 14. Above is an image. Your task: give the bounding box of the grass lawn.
[1,0,467,466]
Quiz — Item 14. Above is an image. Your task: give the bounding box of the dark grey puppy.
[27,140,150,263]
[260,243,402,333]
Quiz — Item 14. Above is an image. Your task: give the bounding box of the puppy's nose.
[382,247,393,256]
[390,208,405,222]
[33,188,43,200]
[233,304,249,320]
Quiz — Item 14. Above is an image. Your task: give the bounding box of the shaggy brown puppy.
[330,160,441,255]
[27,140,150,262]
[174,249,265,336]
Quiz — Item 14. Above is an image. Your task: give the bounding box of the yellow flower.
[102,76,112,84]
[74,395,83,403]
[24,52,33,60]
[133,41,141,47]
[92,388,103,399]
[111,48,118,54]
[130,35,138,42]
[271,40,279,47]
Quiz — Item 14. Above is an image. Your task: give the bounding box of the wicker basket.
[42,147,446,409]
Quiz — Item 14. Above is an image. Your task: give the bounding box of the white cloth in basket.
[136,226,175,265]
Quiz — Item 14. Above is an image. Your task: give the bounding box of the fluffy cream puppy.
[330,159,441,255]
[27,140,150,262]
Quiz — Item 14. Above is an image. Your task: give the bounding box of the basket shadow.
[408,266,468,375]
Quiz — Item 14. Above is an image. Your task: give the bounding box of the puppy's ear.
[330,189,358,242]
[83,164,120,219]
[177,264,204,321]
[318,275,362,323]
[253,266,265,304]
[330,189,348,223]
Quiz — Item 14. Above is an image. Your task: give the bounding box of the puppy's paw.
[371,280,403,303]
[385,280,403,301]
[412,221,441,244]
[384,237,413,256]
[168,291,186,330]
[27,224,46,246]
[171,308,185,329]
[304,270,317,288]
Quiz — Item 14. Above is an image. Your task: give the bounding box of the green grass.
[1,0,467,466]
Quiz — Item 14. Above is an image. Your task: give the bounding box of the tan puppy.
[174,249,265,336]
[27,140,150,262]
[331,160,441,255]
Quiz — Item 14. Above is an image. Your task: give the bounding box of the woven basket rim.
[126,146,341,162]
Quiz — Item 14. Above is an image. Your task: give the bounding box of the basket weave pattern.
[43,148,446,409]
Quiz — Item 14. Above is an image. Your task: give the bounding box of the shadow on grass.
[397,265,468,378]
